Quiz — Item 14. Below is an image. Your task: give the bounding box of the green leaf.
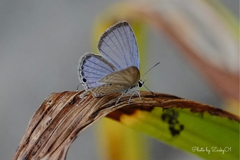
[108,101,239,160]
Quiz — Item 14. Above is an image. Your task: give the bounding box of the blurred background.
[0,0,238,160]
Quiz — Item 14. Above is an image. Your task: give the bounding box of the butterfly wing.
[98,21,139,70]
[78,53,116,89]
[98,66,140,87]
[79,21,141,100]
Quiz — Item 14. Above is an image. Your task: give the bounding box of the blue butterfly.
[78,21,143,104]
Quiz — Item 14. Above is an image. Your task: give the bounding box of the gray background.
[0,0,238,160]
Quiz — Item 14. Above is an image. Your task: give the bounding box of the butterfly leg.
[115,93,124,105]
[128,90,141,104]
[136,90,141,100]
[128,92,135,104]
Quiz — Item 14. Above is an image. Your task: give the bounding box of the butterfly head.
[138,80,144,88]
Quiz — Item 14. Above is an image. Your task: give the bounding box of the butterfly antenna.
[139,62,160,96]
[143,84,155,96]
[141,62,160,79]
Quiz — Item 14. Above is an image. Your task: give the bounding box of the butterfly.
[78,21,144,104]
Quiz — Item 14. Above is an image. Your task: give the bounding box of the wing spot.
[82,78,87,82]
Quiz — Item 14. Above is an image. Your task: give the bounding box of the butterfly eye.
[138,80,144,87]
[82,78,87,82]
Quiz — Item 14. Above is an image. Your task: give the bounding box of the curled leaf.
[13,91,239,160]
